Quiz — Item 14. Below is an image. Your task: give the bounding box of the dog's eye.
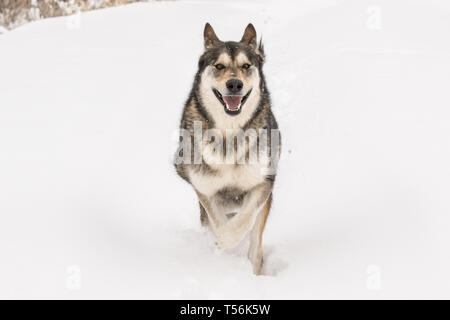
[215,64,225,70]
[242,63,251,70]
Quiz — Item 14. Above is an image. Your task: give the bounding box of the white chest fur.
[188,131,269,197]
[188,162,265,198]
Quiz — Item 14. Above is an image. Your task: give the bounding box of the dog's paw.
[215,229,240,249]
[215,236,233,249]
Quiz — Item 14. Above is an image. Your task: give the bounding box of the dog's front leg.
[196,191,228,235]
[214,182,273,250]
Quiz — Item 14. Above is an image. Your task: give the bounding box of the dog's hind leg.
[248,193,272,275]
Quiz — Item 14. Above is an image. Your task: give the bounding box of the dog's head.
[196,23,265,124]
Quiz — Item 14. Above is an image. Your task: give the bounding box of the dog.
[174,23,280,275]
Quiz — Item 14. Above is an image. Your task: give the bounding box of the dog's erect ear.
[257,39,265,64]
[240,23,257,49]
[204,23,221,49]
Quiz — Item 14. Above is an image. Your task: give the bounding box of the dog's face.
[197,23,265,126]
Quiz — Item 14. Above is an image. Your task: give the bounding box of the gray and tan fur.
[175,23,280,275]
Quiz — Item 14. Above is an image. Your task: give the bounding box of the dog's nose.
[226,79,243,94]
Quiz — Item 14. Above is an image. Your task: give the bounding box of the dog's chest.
[188,163,265,197]
[187,128,268,197]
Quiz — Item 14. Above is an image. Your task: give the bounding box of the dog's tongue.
[223,95,242,111]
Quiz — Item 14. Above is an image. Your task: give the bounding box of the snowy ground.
[1,0,450,299]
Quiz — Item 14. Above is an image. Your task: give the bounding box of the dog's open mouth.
[213,88,252,115]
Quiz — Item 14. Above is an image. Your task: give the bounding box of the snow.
[1,0,450,299]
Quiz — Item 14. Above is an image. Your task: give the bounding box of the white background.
[1,0,450,298]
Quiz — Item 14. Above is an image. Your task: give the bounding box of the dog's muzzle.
[213,88,252,116]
